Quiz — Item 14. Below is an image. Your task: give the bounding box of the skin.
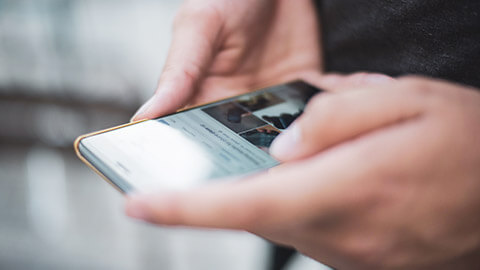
[131,0,322,121]
[127,0,480,268]
[127,76,480,269]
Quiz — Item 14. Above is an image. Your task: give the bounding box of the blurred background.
[0,0,329,269]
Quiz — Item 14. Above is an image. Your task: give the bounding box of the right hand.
[127,73,480,269]
[132,0,322,121]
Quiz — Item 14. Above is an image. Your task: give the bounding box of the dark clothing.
[272,2,479,270]
[317,0,480,89]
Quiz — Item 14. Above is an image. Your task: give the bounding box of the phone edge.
[174,80,307,114]
[73,119,149,194]
[73,79,319,193]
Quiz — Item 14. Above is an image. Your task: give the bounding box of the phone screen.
[78,81,321,193]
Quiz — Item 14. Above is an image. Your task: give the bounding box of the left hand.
[125,75,480,269]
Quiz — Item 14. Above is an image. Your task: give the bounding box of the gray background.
[0,1,329,269]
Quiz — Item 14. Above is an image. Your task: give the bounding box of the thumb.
[270,77,422,161]
[123,157,348,230]
[131,7,223,121]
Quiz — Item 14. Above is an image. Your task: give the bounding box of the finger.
[124,125,387,231]
[318,72,395,92]
[124,158,347,230]
[270,78,423,161]
[131,6,224,121]
[124,174,291,230]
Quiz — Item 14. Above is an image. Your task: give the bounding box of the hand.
[126,74,480,269]
[131,0,322,121]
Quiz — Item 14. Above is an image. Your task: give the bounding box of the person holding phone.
[127,0,480,269]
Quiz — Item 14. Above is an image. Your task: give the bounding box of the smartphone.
[74,81,323,193]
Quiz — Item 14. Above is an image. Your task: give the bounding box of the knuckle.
[157,63,200,92]
[181,63,203,82]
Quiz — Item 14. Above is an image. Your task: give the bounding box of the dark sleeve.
[317,0,480,89]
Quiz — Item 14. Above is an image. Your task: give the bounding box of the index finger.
[124,152,357,231]
[132,5,223,121]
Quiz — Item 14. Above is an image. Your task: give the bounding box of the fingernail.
[270,123,301,158]
[363,74,395,84]
[131,95,155,122]
[125,195,151,221]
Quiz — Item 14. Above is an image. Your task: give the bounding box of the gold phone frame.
[74,120,149,193]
